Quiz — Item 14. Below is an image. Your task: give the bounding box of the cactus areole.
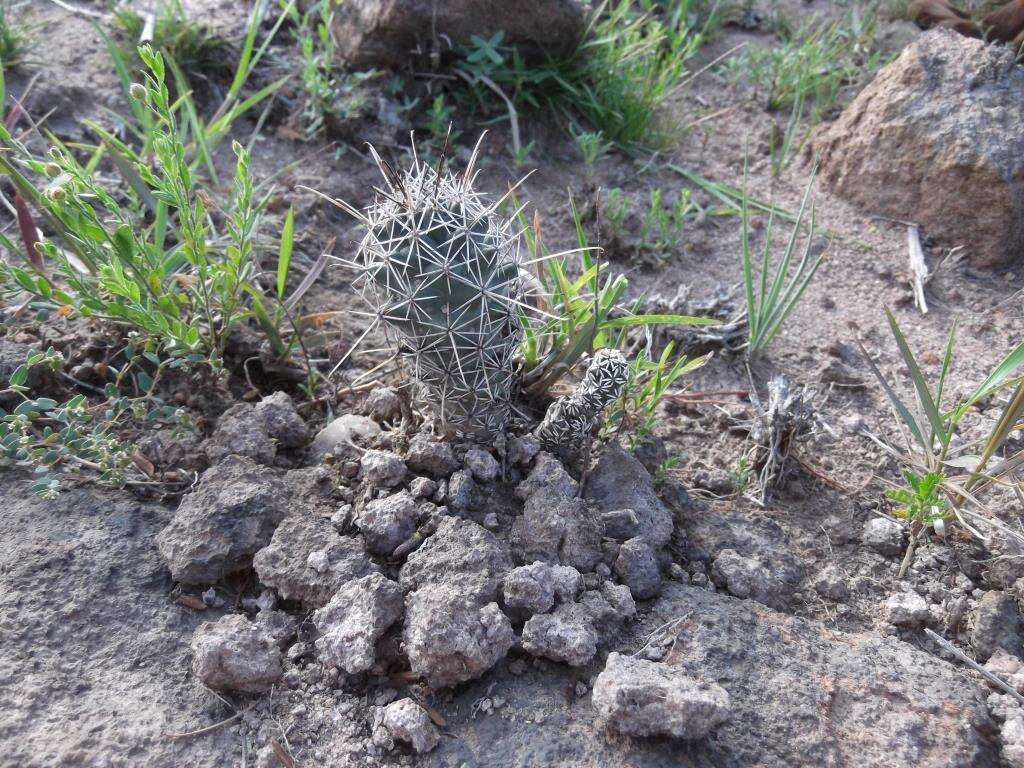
[353,143,526,437]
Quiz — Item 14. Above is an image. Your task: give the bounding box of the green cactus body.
[535,348,629,454]
[355,148,525,436]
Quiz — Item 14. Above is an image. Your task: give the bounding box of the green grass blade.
[277,206,294,300]
[885,307,947,447]
[857,338,928,450]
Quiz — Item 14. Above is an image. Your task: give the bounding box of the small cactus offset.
[535,349,629,454]
[350,142,526,436]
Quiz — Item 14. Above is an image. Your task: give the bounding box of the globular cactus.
[349,143,526,437]
[535,349,630,455]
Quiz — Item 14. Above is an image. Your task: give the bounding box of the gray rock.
[403,587,514,689]
[592,652,731,739]
[551,564,584,603]
[584,443,673,548]
[405,433,459,476]
[383,698,440,754]
[514,494,603,573]
[254,391,308,449]
[614,537,662,600]
[311,414,381,461]
[156,456,286,584]
[1004,708,1024,768]
[508,435,541,466]
[882,591,931,627]
[408,476,437,499]
[205,403,277,465]
[313,573,403,674]
[361,386,403,423]
[253,514,378,609]
[190,613,283,694]
[503,562,555,617]
[464,447,500,482]
[711,549,789,608]
[329,0,587,68]
[358,449,407,488]
[601,581,637,620]
[816,30,1024,268]
[521,603,598,667]
[970,591,1024,661]
[811,564,849,601]
[862,517,905,557]
[356,491,421,556]
[447,469,475,512]
[600,508,642,541]
[400,516,512,604]
[515,451,577,501]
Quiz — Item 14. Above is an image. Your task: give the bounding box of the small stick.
[924,628,1024,706]
[167,711,244,739]
[907,225,929,315]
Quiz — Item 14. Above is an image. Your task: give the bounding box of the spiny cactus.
[535,349,629,455]
[347,142,526,437]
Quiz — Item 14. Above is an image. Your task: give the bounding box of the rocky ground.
[3,0,1024,767]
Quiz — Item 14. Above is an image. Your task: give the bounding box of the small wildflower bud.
[129,83,147,101]
[43,163,61,178]
[48,186,66,202]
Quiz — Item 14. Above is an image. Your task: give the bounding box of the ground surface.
[2,0,1024,766]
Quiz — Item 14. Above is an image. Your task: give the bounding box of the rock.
[514,494,603,573]
[190,613,283,694]
[447,469,475,512]
[403,587,514,689]
[156,456,286,584]
[613,537,662,600]
[515,452,577,501]
[632,433,668,477]
[601,581,637,620]
[311,414,381,461]
[329,0,587,69]
[502,562,556,618]
[383,698,440,754]
[405,433,459,476]
[253,514,378,608]
[464,447,500,482]
[508,435,540,466]
[356,491,421,556]
[313,573,404,674]
[882,591,931,627]
[811,564,849,601]
[550,565,584,603]
[361,386,403,423]
[1004,708,1024,768]
[600,509,642,541]
[205,403,277,465]
[584,443,673,548]
[862,517,905,557]
[657,584,997,765]
[521,603,598,667]
[711,549,790,608]
[408,476,437,499]
[592,652,731,739]
[254,392,308,449]
[815,30,1024,268]
[970,591,1024,661]
[400,516,512,604]
[358,449,407,488]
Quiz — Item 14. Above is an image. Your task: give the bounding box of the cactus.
[535,349,629,454]
[349,143,526,436]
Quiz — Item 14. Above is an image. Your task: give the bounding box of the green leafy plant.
[604,187,698,265]
[862,309,1024,574]
[886,469,950,524]
[111,0,232,78]
[570,125,613,171]
[741,168,825,356]
[0,0,34,69]
[0,46,306,367]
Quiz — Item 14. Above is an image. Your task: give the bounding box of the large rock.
[815,30,1024,268]
[355,491,421,556]
[592,652,731,739]
[521,602,598,667]
[584,443,673,548]
[514,494,603,573]
[190,613,284,694]
[400,516,512,604]
[313,573,403,674]
[253,514,378,609]
[156,456,286,584]
[204,393,306,465]
[658,584,999,766]
[969,590,1024,661]
[403,586,514,689]
[328,0,588,69]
